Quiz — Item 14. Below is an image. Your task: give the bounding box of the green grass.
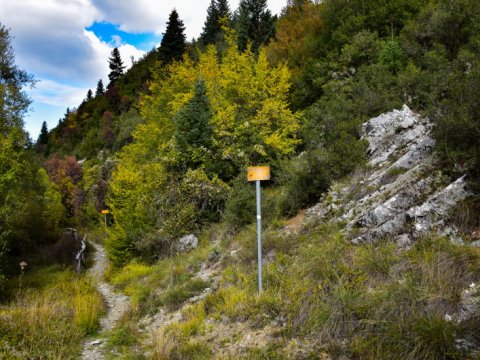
[149,303,211,359]
[103,217,480,359]
[107,236,213,315]
[160,277,210,310]
[192,223,480,359]
[0,265,103,359]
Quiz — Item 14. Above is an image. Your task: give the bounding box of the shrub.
[275,150,332,216]
[224,175,257,229]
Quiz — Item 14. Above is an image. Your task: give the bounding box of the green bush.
[275,150,332,216]
[105,227,136,267]
[224,175,257,229]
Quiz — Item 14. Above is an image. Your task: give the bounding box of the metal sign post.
[101,209,109,228]
[247,166,270,293]
[255,179,263,292]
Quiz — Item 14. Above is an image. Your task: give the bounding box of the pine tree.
[381,37,404,73]
[217,0,230,19]
[86,89,93,101]
[199,0,231,46]
[108,47,125,86]
[200,0,219,46]
[37,121,49,145]
[174,79,213,167]
[235,0,276,53]
[158,9,187,65]
[95,79,105,97]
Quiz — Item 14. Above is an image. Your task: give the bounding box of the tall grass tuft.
[0,266,103,358]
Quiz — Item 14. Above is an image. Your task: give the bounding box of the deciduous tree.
[0,24,64,279]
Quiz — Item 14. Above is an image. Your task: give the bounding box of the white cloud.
[1,0,99,82]
[30,79,88,107]
[83,29,145,81]
[0,0,144,85]
[0,0,287,85]
[90,0,287,40]
[0,0,287,138]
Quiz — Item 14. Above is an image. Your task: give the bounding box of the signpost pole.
[256,180,263,293]
[101,210,109,232]
[247,166,270,294]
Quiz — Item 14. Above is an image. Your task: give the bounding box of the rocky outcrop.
[176,234,199,252]
[307,105,469,245]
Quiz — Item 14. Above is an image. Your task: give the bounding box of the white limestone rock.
[176,234,199,252]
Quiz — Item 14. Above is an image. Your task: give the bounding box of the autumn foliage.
[45,155,83,218]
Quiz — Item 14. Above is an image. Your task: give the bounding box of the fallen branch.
[75,234,87,274]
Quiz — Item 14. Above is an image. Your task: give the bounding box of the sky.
[0,0,287,139]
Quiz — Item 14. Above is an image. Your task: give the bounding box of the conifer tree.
[95,79,105,97]
[108,47,125,86]
[37,121,49,145]
[217,0,230,18]
[381,37,404,73]
[199,0,231,46]
[158,9,187,64]
[86,89,93,101]
[235,0,276,53]
[200,0,219,45]
[174,79,213,167]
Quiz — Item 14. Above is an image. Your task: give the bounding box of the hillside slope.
[100,106,480,359]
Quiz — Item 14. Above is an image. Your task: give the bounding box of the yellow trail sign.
[247,166,271,181]
[101,210,109,214]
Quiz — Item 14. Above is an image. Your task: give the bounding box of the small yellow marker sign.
[247,166,271,182]
[101,210,109,214]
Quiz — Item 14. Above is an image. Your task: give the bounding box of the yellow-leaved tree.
[107,30,299,263]
[202,40,300,168]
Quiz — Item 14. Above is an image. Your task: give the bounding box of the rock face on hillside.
[307,105,469,246]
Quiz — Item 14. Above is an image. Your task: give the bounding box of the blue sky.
[0,0,286,139]
[87,22,160,51]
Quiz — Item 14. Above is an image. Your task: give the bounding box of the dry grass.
[104,217,480,359]
[0,266,103,359]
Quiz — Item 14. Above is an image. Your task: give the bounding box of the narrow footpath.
[82,242,130,360]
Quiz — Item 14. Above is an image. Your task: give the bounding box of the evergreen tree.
[86,89,93,101]
[217,0,230,18]
[37,121,49,145]
[235,0,276,53]
[158,9,187,64]
[174,79,213,167]
[199,0,231,46]
[108,47,125,86]
[95,79,105,97]
[200,0,219,45]
[381,37,404,73]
